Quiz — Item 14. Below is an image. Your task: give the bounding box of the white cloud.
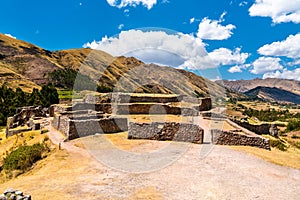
[84,30,214,70]
[258,33,300,59]
[239,1,248,7]
[106,0,157,9]
[249,0,300,24]
[4,33,16,39]
[208,48,250,66]
[190,17,195,24]
[197,14,236,40]
[263,68,300,81]
[250,57,283,74]
[228,64,250,73]
[228,65,242,73]
[118,24,124,30]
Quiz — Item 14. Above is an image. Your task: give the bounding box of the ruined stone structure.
[231,119,271,135]
[128,122,204,144]
[210,129,270,150]
[6,106,48,137]
[52,93,212,141]
[52,111,128,140]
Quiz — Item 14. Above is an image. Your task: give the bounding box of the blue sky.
[0,0,299,81]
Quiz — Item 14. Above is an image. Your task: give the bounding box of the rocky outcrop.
[0,188,31,200]
[210,129,270,150]
[128,122,204,144]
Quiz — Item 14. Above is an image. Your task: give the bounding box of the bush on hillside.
[3,143,46,171]
[270,139,287,151]
[286,120,300,132]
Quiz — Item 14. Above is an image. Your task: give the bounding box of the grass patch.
[3,143,47,171]
[270,139,287,151]
[57,90,83,100]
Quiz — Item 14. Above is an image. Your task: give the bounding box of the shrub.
[270,139,287,151]
[286,120,300,132]
[3,143,46,171]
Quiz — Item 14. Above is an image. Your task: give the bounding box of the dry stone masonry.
[0,188,31,200]
[128,122,204,144]
[52,93,212,141]
[210,129,270,150]
[6,106,48,137]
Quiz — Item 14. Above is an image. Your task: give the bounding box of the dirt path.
[1,120,299,199]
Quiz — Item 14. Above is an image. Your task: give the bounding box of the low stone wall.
[114,93,182,103]
[184,97,212,111]
[114,103,198,116]
[210,129,270,150]
[52,114,128,140]
[6,127,32,137]
[71,103,112,114]
[68,117,128,140]
[232,119,271,135]
[128,122,204,144]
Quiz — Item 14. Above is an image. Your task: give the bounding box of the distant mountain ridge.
[0,33,225,98]
[245,86,300,104]
[217,78,300,95]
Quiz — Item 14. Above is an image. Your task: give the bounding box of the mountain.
[0,33,225,98]
[217,78,300,95]
[245,86,300,104]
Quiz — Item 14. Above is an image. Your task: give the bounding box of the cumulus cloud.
[250,57,283,74]
[263,68,300,81]
[208,47,250,66]
[84,30,215,70]
[197,14,236,40]
[4,33,16,39]
[228,65,242,73]
[258,33,300,59]
[228,64,251,73]
[106,0,157,9]
[249,0,300,24]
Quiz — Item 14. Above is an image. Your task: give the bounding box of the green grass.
[3,143,47,171]
[57,90,83,99]
[270,139,287,151]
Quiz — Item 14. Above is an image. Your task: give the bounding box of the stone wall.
[210,129,270,150]
[114,93,182,103]
[184,97,212,111]
[72,103,112,114]
[7,106,47,129]
[128,122,204,144]
[6,106,47,137]
[0,188,31,200]
[232,119,271,135]
[67,117,128,140]
[114,103,198,116]
[52,113,128,140]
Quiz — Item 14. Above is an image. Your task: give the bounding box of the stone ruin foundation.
[51,93,210,141]
[210,129,270,150]
[128,122,204,144]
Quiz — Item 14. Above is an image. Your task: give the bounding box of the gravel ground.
[1,121,299,200]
